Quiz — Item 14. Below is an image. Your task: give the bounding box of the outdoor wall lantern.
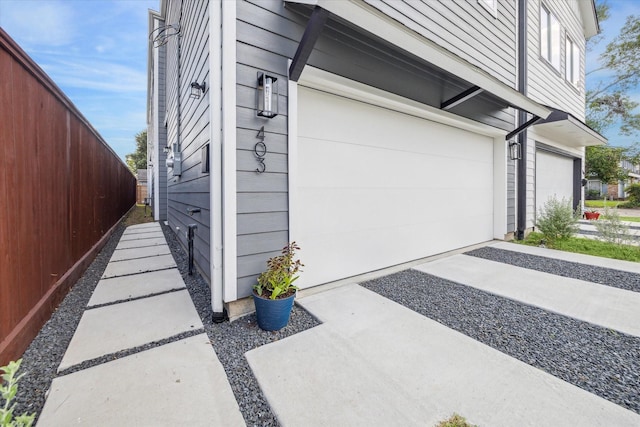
[256,71,278,118]
[190,81,206,99]
[509,140,522,160]
[162,146,170,154]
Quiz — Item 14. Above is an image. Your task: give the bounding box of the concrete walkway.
[37,223,244,426]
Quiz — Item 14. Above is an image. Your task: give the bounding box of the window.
[565,36,580,86]
[540,4,561,70]
[478,0,497,16]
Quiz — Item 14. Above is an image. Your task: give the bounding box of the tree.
[585,145,627,183]
[586,3,640,136]
[125,130,147,173]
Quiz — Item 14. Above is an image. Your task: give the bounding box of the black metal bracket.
[289,6,329,82]
[506,115,541,140]
[187,207,201,216]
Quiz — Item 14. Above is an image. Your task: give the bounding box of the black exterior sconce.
[256,71,278,118]
[190,81,206,99]
[509,141,522,160]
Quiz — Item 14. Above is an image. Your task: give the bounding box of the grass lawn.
[619,216,640,223]
[123,204,155,226]
[519,232,640,262]
[584,200,625,208]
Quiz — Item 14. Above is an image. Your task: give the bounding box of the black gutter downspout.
[516,0,528,240]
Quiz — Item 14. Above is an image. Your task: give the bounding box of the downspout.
[516,0,528,240]
[175,1,183,168]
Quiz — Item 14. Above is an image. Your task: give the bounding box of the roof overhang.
[532,110,607,147]
[287,0,552,120]
[578,0,600,39]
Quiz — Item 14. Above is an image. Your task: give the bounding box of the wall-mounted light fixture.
[163,146,170,154]
[190,81,206,99]
[256,71,278,118]
[509,141,522,160]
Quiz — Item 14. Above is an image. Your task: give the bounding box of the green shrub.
[585,189,601,200]
[1,359,35,427]
[435,414,477,427]
[597,207,634,245]
[535,196,580,242]
[624,183,640,207]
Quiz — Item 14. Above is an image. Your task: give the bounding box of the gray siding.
[165,0,211,282]
[234,0,524,296]
[527,0,586,118]
[366,0,518,87]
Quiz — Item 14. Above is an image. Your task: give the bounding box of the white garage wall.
[535,150,575,218]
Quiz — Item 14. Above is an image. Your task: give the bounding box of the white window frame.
[478,0,497,17]
[540,4,561,71]
[565,36,580,86]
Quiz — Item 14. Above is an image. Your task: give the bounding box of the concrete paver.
[39,334,245,427]
[248,284,640,427]
[115,237,167,250]
[88,268,185,307]
[102,253,176,278]
[109,245,172,262]
[414,254,640,337]
[58,290,202,371]
[119,231,165,241]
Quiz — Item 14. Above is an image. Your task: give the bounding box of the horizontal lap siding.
[236,1,300,297]
[165,0,211,282]
[368,0,517,87]
[527,0,586,119]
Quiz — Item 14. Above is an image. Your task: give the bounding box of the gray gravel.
[12,221,319,426]
[467,246,640,293]
[362,268,640,414]
[160,223,320,427]
[13,222,127,422]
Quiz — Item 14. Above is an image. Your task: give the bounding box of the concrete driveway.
[247,242,640,427]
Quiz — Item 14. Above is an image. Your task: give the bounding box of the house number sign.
[255,126,267,174]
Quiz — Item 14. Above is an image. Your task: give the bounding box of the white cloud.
[0,0,77,46]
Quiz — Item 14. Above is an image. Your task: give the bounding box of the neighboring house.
[587,159,640,199]
[136,168,148,204]
[147,0,605,320]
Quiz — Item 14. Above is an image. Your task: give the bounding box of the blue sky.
[0,0,637,158]
[0,0,158,161]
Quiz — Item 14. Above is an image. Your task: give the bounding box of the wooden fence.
[0,28,136,365]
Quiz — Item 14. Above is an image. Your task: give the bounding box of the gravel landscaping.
[362,268,640,414]
[160,222,320,427]
[467,246,640,293]
[12,221,319,426]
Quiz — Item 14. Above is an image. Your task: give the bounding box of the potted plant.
[252,242,303,331]
[585,209,600,220]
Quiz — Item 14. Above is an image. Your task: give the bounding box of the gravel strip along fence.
[467,246,640,293]
[12,221,318,426]
[362,268,640,414]
[160,223,320,427]
[13,222,127,422]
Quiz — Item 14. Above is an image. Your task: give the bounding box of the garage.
[535,149,575,217]
[292,80,498,288]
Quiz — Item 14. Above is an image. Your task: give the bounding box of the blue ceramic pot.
[253,292,296,331]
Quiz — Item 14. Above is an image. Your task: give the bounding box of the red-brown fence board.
[0,28,136,365]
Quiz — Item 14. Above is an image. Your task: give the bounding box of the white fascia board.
[299,66,507,138]
[578,0,599,38]
[310,0,551,119]
[221,0,238,303]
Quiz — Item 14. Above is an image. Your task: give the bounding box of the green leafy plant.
[535,196,580,242]
[1,359,35,427]
[435,413,477,427]
[585,189,601,200]
[254,242,303,300]
[623,183,640,208]
[596,206,634,246]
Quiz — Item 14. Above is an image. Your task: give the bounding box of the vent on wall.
[201,144,210,173]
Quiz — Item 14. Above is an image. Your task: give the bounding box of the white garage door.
[294,85,495,288]
[535,150,574,216]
